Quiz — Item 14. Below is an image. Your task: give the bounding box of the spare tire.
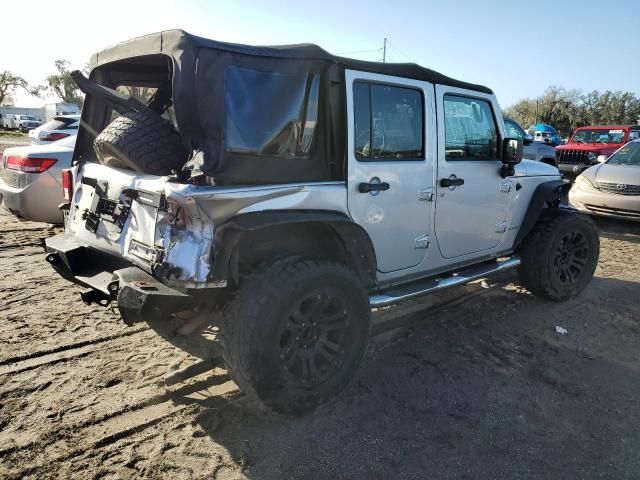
[93,110,188,176]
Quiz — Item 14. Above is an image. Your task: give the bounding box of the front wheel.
[518,209,599,301]
[220,259,371,415]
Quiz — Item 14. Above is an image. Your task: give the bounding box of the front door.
[434,86,510,259]
[346,70,435,273]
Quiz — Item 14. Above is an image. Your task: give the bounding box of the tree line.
[504,86,640,138]
[0,60,84,107]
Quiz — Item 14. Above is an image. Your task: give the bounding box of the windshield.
[41,116,78,131]
[607,142,640,166]
[20,115,37,120]
[571,128,626,144]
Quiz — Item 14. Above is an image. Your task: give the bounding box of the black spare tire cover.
[93,110,188,176]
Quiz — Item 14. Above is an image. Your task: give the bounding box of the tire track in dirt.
[0,327,147,368]
[1,370,237,471]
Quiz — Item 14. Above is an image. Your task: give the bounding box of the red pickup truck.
[556,125,640,177]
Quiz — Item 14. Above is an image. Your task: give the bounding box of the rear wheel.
[518,209,599,301]
[220,259,371,415]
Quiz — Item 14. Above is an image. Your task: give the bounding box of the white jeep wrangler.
[44,30,599,414]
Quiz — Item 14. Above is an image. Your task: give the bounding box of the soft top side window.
[353,81,424,161]
[225,65,320,159]
[444,94,498,161]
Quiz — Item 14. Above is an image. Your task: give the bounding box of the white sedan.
[0,135,76,224]
[29,114,80,145]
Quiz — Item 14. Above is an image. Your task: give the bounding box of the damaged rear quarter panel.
[158,181,349,288]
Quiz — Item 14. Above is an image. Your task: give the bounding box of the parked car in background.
[29,115,80,145]
[570,139,640,221]
[528,123,562,146]
[504,117,557,166]
[556,125,640,179]
[14,115,42,132]
[0,135,76,224]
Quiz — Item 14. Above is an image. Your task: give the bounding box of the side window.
[444,95,498,161]
[504,119,524,141]
[354,81,424,161]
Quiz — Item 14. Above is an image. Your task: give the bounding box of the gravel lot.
[1,136,639,479]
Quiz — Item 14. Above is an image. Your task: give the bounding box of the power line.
[385,40,414,63]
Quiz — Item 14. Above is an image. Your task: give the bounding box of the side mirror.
[500,138,523,177]
[597,155,608,163]
[502,137,523,164]
[524,133,534,145]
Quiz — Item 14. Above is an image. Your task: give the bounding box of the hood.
[556,143,620,154]
[582,162,640,185]
[521,160,560,176]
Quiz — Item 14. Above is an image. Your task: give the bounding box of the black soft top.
[84,30,493,184]
[91,30,492,94]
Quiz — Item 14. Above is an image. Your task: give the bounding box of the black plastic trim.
[514,180,572,247]
[210,210,378,286]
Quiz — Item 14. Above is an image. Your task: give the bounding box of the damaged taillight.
[6,156,57,173]
[62,169,73,202]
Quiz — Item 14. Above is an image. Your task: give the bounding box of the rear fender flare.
[211,210,378,286]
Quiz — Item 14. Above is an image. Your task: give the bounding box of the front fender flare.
[514,179,572,248]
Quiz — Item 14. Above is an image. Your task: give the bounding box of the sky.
[2,0,639,108]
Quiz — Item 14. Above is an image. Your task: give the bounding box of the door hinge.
[500,181,513,193]
[419,187,434,201]
[496,221,508,233]
[414,234,431,249]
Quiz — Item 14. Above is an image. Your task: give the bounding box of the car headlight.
[575,175,596,191]
[587,152,597,162]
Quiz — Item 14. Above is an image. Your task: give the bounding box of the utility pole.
[383,37,387,63]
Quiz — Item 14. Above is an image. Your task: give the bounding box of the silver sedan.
[0,135,76,224]
[570,139,640,222]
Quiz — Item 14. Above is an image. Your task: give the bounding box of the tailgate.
[67,163,169,272]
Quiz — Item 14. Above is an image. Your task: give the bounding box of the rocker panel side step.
[369,257,521,307]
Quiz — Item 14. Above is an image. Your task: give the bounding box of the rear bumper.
[44,233,192,324]
[0,173,64,224]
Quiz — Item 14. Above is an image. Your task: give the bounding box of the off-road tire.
[518,209,599,301]
[220,259,371,415]
[93,110,187,176]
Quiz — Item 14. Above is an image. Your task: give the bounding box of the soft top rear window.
[42,116,77,131]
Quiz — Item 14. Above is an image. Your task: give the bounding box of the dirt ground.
[1,143,639,478]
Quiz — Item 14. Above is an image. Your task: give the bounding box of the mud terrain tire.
[518,209,599,301]
[220,259,371,415]
[93,110,187,176]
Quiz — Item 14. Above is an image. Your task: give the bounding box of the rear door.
[434,86,510,259]
[346,70,435,273]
